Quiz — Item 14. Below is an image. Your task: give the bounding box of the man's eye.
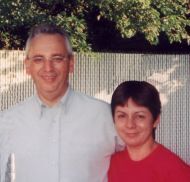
[52,57,64,62]
[32,57,44,63]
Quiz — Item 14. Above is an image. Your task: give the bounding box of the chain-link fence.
[0,50,190,164]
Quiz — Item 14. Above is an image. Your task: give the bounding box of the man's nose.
[43,59,54,71]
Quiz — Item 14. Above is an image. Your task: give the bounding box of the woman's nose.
[125,117,135,128]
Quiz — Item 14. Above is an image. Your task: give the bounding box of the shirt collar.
[34,86,72,118]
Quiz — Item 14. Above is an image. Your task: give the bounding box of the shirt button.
[52,139,57,142]
[51,161,57,166]
[52,119,56,123]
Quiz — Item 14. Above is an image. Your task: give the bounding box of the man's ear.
[69,54,75,73]
[24,58,31,75]
[153,115,160,128]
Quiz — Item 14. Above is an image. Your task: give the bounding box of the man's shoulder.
[71,90,110,108]
[2,96,36,116]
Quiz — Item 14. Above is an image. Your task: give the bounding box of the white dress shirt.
[0,87,117,182]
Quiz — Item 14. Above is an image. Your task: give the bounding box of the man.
[0,24,117,182]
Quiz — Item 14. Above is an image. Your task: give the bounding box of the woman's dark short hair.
[111,81,161,121]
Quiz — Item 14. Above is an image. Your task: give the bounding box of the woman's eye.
[137,115,145,120]
[117,115,125,119]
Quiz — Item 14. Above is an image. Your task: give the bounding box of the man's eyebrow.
[29,54,44,58]
[51,53,67,57]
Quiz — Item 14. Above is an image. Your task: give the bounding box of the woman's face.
[114,98,159,149]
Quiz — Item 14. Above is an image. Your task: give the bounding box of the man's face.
[25,33,74,104]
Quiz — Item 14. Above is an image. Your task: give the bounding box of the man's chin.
[37,86,57,94]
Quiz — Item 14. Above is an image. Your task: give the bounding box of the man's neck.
[37,88,68,107]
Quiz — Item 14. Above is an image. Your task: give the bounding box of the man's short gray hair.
[25,23,73,56]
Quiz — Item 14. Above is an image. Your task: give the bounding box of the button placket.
[47,110,60,181]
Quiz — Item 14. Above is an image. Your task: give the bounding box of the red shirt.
[108,144,190,182]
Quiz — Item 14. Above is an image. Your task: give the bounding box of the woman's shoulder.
[154,144,190,171]
[110,150,127,164]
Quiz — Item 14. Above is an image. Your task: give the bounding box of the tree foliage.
[0,0,190,52]
[97,0,190,45]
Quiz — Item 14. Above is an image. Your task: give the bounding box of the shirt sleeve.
[166,161,190,182]
[0,112,11,182]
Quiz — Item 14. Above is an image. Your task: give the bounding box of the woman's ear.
[153,115,160,128]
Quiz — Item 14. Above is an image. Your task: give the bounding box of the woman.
[108,81,190,182]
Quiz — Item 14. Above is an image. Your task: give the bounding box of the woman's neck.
[127,140,158,161]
